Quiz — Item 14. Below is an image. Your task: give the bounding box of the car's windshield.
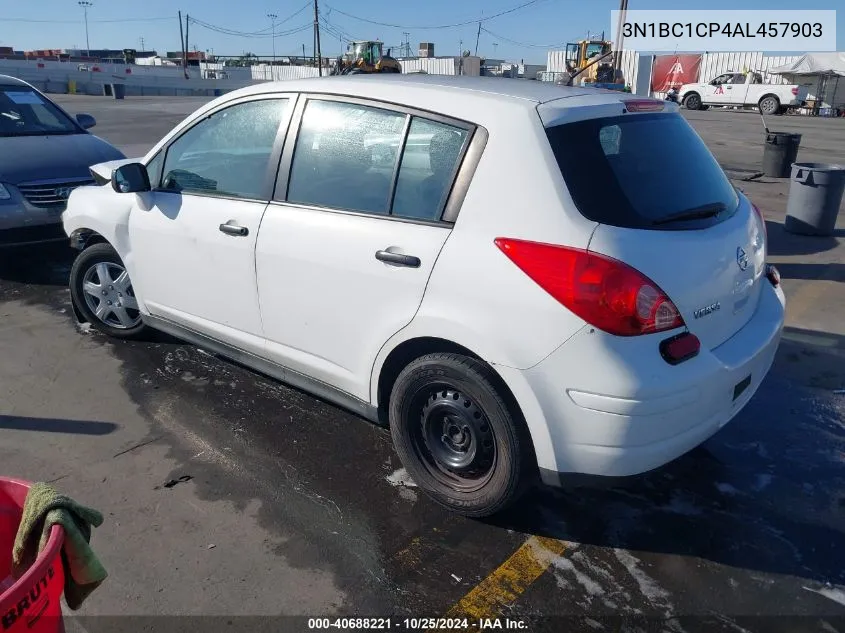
[0,86,79,137]
[545,112,739,230]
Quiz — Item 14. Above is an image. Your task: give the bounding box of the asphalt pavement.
[1,94,844,632]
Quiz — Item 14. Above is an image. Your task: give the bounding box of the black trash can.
[112,83,125,100]
[762,132,802,178]
[784,163,845,236]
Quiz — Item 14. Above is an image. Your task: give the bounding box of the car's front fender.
[62,185,148,314]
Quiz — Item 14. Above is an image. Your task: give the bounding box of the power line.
[1,16,172,23]
[187,2,311,39]
[318,14,355,42]
[189,17,312,39]
[323,0,553,30]
[480,26,567,49]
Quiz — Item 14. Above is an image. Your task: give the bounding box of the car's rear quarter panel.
[393,100,597,373]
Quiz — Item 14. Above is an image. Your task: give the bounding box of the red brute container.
[0,478,65,633]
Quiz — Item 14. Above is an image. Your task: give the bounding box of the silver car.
[0,75,125,248]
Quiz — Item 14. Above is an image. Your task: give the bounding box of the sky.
[1,0,842,65]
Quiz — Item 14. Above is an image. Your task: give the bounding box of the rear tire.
[759,95,780,116]
[69,242,149,340]
[389,353,534,518]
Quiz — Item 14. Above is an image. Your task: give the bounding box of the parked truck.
[678,71,808,115]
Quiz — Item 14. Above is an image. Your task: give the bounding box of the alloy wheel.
[81,261,141,329]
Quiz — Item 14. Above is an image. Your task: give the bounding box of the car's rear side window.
[545,112,739,229]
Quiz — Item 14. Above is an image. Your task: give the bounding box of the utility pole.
[474,21,481,56]
[267,13,277,64]
[178,11,185,71]
[313,0,322,76]
[185,14,190,78]
[614,0,629,75]
[402,31,410,57]
[139,36,145,51]
[78,1,92,58]
[302,43,306,61]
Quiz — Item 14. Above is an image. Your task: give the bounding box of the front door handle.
[375,250,421,268]
[219,221,248,236]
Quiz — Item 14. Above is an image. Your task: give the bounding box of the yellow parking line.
[439,536,567,622]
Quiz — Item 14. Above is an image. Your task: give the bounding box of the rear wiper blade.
[651,202,726,226]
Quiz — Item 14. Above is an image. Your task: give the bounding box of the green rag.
[10,482,107,610]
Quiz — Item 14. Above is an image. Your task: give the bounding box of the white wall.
[401,57,458,75]
[0,59,255,95]
[251,64,321,81]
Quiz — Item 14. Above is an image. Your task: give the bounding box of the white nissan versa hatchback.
[62,75,785,517]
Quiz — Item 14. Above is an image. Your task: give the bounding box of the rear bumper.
[500,281,785,482]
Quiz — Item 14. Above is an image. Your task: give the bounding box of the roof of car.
[0,74,32,87]
[234,74,607,106]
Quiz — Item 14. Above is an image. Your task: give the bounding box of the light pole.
[78,1,92,58]
[267,13,277,64]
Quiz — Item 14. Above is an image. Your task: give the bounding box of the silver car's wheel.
[81,261,141,329]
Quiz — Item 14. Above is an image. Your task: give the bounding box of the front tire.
[389,353,534,518]
[69,242,148,339]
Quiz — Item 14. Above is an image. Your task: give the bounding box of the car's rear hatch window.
[546,111,767,350]
[545,112,739,230]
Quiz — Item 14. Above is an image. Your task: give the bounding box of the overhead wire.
[189,19,312,39]
[322,0,553,30]
[1,16,172,24]
[187,2,312,39]
[480,27,567,49]
[318,12,357,44]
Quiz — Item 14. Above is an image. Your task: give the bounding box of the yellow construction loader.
[564,39,616,83]
[331,40,402,75]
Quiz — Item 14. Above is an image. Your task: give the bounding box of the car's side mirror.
[76,113,96,129]
[112,163,151,193]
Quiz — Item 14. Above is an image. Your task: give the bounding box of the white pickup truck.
[678,71,808,115]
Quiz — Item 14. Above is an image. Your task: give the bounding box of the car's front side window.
[159,98,290,200]
[287,99,407,215]
[145,151,164,189]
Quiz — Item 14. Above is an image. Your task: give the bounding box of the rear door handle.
[219,221,248,236]
[375,250,421,268]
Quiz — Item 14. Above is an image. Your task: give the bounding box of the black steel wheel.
[389,353,534,517]
[418,387,498,491]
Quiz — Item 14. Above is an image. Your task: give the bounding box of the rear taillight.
[791,87,799,95]
[766,264,780,287]
[659,332,701,365]
[494,238,685,336]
